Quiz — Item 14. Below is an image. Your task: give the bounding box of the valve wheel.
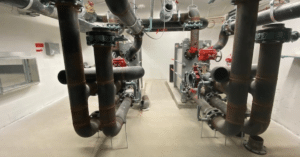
[215,51,222,62]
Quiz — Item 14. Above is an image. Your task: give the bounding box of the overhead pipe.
[58,66,145,84]
[0,0,98,32]
[142,18,208,32]
[214,1,300,51]
[229,1,300,31]
[243,24,290,136]
[55,0,99,138]
[105,0,144,61]
[211,0,260,136]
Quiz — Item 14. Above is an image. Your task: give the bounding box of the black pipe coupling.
[255,24,295,43]
[86,27,127,46]
[204,108,224,130]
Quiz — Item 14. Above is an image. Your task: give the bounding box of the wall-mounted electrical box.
[0,52,40,95]
[45,42,60,56]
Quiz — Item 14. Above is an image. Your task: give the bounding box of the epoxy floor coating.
[0,80,300,157]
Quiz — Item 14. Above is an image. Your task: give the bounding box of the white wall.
[0,5,88,129]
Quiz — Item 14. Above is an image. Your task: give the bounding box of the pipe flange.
[205,108,223,130]
[86,27,127,46]
[52,0,83,9]
[255,24,292,43]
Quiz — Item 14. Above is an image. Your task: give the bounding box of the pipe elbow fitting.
[243,120,271,136]
[102,119,123,137]
[74,120,100,138]
[189,8,200,21]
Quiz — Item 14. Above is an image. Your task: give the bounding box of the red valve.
[189,47,198,54]
[198,47,218,61]
[190,88,197,94]
[113,57,127,67]
[225,54,232,65]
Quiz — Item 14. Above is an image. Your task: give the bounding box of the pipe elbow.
[212,117,243,136]
[74,119,100,138]
[243,120,270,136]
[189,8,200,21]
[212,30,229,50]
[102,120,123,137]
[126,34,143,60]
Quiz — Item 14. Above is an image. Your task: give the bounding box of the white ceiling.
[89,0,300,19]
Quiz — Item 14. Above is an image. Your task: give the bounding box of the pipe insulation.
[58,66,145,84]
[211,0,260,136]
[243,24,286,136]
[213,1,300,51]
[55,1,99,138]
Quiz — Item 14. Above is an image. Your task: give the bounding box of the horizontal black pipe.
[58,66,145,84]
[213,2,300,51]
[210,65,257,83]
[209,96,227,114]
[230,1,300,31]
[142,18,208,32]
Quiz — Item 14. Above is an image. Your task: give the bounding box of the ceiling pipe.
[211,0,260,136]
[55,0,100,138]
[214,1,300,51]
[0,0,97,32]
[105,0,144,61]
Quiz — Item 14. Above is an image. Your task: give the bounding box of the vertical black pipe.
[170,64,174,82]
[93,44,117,137]
[212,0,260,136]
[56,2,99,137]
[244,24,287,135]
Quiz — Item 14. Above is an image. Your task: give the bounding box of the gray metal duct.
[0,0,95,32]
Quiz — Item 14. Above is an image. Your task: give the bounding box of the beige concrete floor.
[0,80,300,157]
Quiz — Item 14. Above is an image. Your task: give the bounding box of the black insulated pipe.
[211,0,260,136]
[92,34,117,137]
[211,65,257,83]
[58,66,145,84]
[209,96,227,114]
[243,24,288,136]
[229,1,300,30]
[105,0,143,35]
[116,97,132,125]
[212,30,229,51]
[55,1,99,137]
[126,35,143,61]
